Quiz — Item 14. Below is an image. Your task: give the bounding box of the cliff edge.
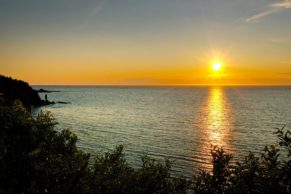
[0,75,49,107]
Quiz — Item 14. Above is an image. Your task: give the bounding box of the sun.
[212,62,222,71]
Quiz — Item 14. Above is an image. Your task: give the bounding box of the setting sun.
[212,62,222,71]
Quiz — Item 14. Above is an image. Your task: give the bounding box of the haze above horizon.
[1,0,291,85]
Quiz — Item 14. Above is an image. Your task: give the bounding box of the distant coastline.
[36,88,61,93]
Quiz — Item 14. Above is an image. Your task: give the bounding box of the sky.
[0,0,291,85]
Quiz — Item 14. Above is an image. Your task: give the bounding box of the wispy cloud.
[89,2,104,18]
[81,0,107,27]
[246,0,291,22]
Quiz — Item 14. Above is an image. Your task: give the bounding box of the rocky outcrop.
[0,75,52,107]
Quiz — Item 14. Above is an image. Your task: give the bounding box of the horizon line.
[31,84,291,87]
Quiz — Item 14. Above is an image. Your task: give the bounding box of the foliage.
[0,101,90,193]
[0,102,189,194]
[1,101,291,194]
[193,127,291,194]
[194,146,233,194]
[0,75,42,107]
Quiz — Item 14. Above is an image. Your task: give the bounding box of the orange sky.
[0,0,291,85]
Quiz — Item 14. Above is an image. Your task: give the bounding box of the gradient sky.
[0,0,291,85]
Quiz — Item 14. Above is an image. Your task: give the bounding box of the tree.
[0,101,189,194]
[0,101,90,193]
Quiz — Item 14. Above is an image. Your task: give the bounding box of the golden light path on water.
[197,87,233,171]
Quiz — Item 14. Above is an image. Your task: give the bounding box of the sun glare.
[212,62,222,71]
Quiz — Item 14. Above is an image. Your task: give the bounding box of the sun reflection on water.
[207,87,228,146]
[197,87,233,170]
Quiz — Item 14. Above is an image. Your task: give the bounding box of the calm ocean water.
[33,86,291,177]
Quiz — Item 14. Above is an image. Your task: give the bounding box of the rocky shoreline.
[0,75,69,108]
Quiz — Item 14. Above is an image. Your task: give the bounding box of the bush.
[0,101,189,194]
[1,101,291,194]
[193,127,291,194]
[0,101,90,193]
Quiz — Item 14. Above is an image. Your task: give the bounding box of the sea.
[32,86,291,177]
